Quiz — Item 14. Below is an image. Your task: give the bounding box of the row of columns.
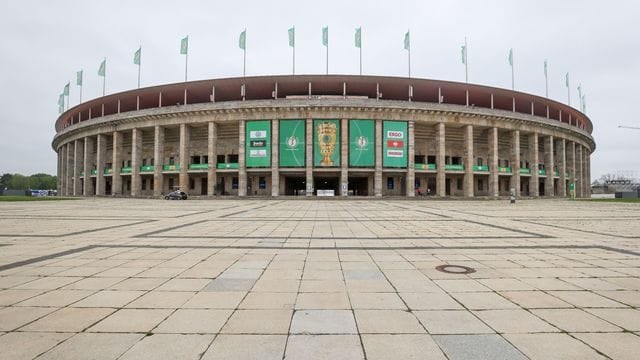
[57,121,592,198]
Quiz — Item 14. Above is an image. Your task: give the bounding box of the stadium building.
[52,75,594,198]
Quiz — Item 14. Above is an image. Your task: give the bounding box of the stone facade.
[53,79,594,198]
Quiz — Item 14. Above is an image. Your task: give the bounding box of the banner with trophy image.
[313,119,340,167]
[245,120,271,167]
[383,121,408,167]
[349,119,375,167]
[279,119,305,167]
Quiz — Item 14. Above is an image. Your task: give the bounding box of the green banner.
[245,120,271,167]
[349,120,374,167]
[314,119,340,167]
[383,121,407,168]
[279,120,305,167]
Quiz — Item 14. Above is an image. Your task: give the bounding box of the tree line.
[0,173,57,191]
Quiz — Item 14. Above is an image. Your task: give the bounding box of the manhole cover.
[435,264,476,274]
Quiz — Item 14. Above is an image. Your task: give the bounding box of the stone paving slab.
[0,198,639,358]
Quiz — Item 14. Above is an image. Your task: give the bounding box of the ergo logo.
[387,131,404,139]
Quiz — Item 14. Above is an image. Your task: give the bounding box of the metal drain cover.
[435,264,476,274]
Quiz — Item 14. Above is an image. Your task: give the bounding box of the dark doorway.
[285,176,306,195]
[427,177,436,196]
[91,178,96,195]
[521,178,530,196]
[539,180,545,196]
[105,179,112,195]
[348,177,368,196]
[217,177,226,195]
[314,176,339,195]
[445,178,451,196]
[201,178,208,195]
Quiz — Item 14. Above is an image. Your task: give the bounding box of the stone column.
[271,119,279,196]
[83,136,95,196]
[306,118,314,196]
[153,126,165,196]
[58,145,67,196]
[340,118,349,196]
[545,135,554,197]
[131,128,142,196]
[207,122,217,196]
[112,131,123,196]
[96,134,106,196]
[66,143,73,195]
[374,119,383,197]
[238,120,247,196]
[436,122,446,197]
[73,140,81,196]
[586,151,591,197]
[529,133,539,197]
[179,123,190,192]
[576,144,584,198]
[406,120,415,197]
[463,124,474,197]
[488,127,499,197]
[57,148,63,195]
[510,130,520,196]
[557,138,567,197]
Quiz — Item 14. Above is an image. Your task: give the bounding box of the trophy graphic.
[317,122,337,166]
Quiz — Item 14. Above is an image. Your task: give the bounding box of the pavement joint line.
[515,218,640,239]
[0,219,157,238]
[1,244,637,273]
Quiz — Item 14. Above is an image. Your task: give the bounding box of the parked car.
[165,190,188,200]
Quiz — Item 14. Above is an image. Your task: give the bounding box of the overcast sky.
[1,0,638,181]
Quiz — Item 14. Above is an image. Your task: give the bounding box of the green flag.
[76,70,83,86]
[58,94,65,113]
[508,48,513,66]
[134,47,141,65]
[355,27,361,48]
[98,59,106,77]
[322,26,328,47]
[63,82,69,96]
[461,45,466,64]
[565,72,569,87]
[239,29,246,50]
[404,30,410,51]
[180,36,188,54]
[544,59,548,77]
[288,26,295,47]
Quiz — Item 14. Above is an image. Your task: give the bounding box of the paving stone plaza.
[0,198,638,359]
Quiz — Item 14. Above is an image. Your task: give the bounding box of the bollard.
[510,188,516,204]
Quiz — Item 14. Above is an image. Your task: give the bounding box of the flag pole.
[293,26,296,75]
[79,81,83,104]
[544,61,548,98]
[185,48,188,82]
[102,58,106,96]
[359,45,362,75]
[243,29,246,78]
[326,36,329,75]
[464,37,468,83]
[511,52,515,90]
[138,46,141,88]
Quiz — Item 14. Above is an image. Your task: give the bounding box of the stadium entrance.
[314,176,339,196]
[284,176,306,196]
[348,175,369,196]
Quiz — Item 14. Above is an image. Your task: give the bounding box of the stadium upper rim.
[54,74,593,134]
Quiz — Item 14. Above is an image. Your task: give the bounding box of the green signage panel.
[245,120,271,167]
[279,120,305,167]
[349,119,375,167]
[383,121,407,167]
[314,119,340,167]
